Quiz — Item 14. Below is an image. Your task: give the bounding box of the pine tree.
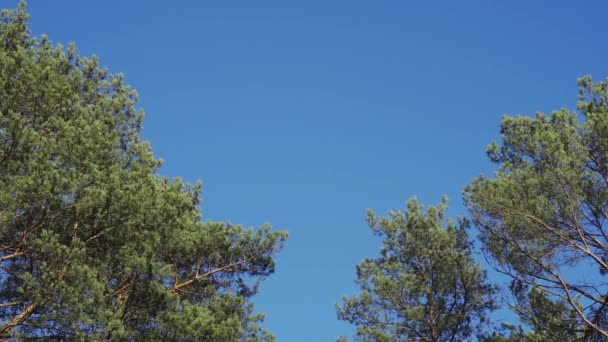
[0,3,287,340]
[337,198,495,342]
[465,76,608,340]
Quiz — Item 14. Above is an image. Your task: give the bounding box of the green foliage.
[0,3,286,340]
[465,76,608,340]
[512,285,582,341]
[337,198,496,342]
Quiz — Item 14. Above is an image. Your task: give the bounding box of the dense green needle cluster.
[0,4,286,341]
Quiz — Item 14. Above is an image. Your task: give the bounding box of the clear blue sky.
[24,1,608,340]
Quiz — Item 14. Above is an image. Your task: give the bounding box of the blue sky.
[24,1,608,340]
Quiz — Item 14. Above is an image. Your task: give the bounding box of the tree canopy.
[336,77,608,342]
[337,198,495,342]
[0,3,286,340]
[465,76,608,340]
[5,1,608,341]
